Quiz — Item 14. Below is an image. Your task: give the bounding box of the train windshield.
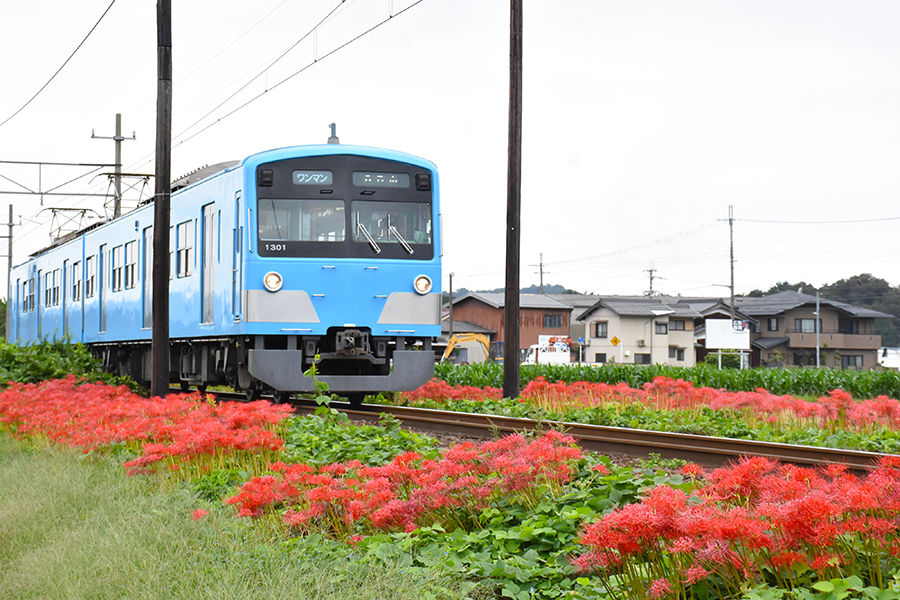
[257,198,345,242]
[351,201,432,254]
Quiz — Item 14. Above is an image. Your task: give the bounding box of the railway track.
[208,390,889,472]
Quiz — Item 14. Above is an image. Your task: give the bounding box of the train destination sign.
[352,172,410,188]
[292,170,333,185]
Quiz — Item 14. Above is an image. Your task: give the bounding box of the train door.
[99,244,107,333]
[37,269,42,338]
[201,203,215,324]
[142,226,152,328]
[62,260,69,336]
[11,278,19,341]
[232,192,242,320]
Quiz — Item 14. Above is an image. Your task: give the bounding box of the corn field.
[433,362,900,399]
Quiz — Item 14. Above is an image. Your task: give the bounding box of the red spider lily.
[513,376,900,435]
[227,430,583,538]
[402,379,502,403]
[575,454,900,597]
[0,376,293,481]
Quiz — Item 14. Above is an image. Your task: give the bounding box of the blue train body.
[8,144,441,399]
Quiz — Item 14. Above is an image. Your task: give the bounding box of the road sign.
[610,336,620,346]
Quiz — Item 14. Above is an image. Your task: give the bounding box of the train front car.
[236,146,441,402]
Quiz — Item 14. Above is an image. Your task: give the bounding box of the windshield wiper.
[356,213,381,254]
[387,214,414,255]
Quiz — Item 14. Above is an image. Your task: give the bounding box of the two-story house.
[734,291,892,369]
[577,296,701,366]
[448,292,573,355]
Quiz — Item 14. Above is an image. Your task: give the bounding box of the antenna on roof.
[327,123,339,144]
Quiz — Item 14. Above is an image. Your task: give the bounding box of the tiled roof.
[577,296,702,321]
[453,292,573,311]
[545,294,601,309]
[441,320,495,335]
[752,336,790,349]
[734,291,895,319]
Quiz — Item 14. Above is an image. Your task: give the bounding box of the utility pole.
[815,290,821,368]
[528,253,547,293]
[644,262,658,296]
[151,0,172,398]
[92,113,136,219]
[3,205,12,341]
[728,205,735,320]
[538,253,543,294]
[503,0,523,400]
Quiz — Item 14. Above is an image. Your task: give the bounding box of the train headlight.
[263,271,283,292]
[413,274,432,295]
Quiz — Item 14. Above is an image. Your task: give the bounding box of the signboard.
[610,336,620,347]
[706,319,751,350]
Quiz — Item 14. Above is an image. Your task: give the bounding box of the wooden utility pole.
[151,0,172,398]
[503,0,523,399]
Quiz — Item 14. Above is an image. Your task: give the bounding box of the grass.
[0,433,488,600]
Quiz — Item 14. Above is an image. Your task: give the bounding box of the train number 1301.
[264,244,286,252]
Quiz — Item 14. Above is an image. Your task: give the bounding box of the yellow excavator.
[441,333,491,363]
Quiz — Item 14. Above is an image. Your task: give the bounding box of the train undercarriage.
[91,327,434,404]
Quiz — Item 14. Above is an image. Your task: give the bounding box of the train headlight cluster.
[413,274,432,295]
[263,271,283,292]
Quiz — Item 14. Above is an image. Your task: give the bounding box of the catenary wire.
[173,0,427,148]
[0,0,117,129]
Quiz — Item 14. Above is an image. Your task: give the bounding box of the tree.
[744,281,819,297]
[821,274,900,347]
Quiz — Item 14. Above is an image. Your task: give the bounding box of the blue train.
[8,144,442,401]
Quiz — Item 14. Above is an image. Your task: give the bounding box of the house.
[546,293,600,342]
[734,291,893,369]
[448,292,573,355]
[577,296,702,366]
[663,297,758,365]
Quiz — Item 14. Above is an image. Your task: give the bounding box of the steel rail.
[207,391,889,472]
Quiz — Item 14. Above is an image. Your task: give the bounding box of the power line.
[0,0,117,129]
[544,220,721,266]
[740,216,900,224]
[171,0,346,144]
[174,0,427,149]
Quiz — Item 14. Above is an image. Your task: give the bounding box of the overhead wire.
[15,0,423,246]
[172,0,427,149]
[0,0,117,129]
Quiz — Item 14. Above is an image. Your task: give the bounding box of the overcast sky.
[1,0,898,299]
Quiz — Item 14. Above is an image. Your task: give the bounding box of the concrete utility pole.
[644,262,658,296]
[92,113,136,219]
[728,205,735,320]
[151,0,172,398]
[3,205,12,341]
[503,0,523,400]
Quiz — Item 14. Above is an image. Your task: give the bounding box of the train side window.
[52,269,60,306]
[72,261,82,301]
[177,220,193,278]
[112,246,124,292]
[44,272,52,306]
[124,241,137,289]
[85,256,96,298]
